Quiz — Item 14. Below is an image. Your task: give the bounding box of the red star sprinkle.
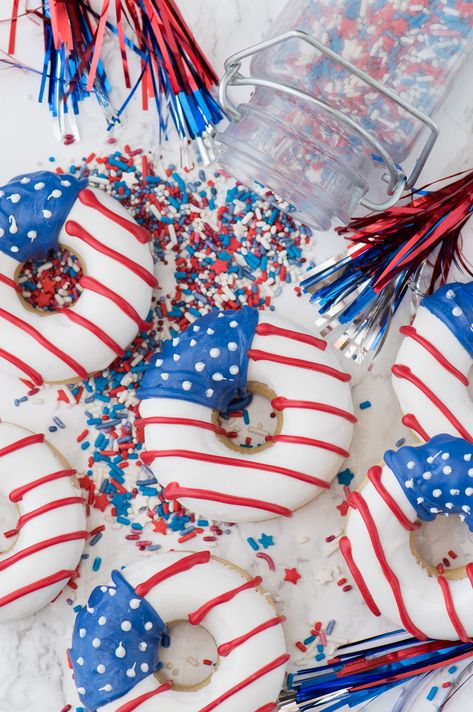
[152,517,168,534]
[93,493,110,512]
[284,567,301,585]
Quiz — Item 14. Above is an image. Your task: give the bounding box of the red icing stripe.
[248,349,351,382]
[115,683,173,712]
[438,575,470,642]
[348,491,427,639]
[10,469,76,503]
[255,705,278,712]
[0,531,88,573]
[189,576,262,626]
[392,364,473,442]
[0,569,77,608]
[266,434,349,458]
[256,322,326,351]
[0,273,18,290]
[217,615,285,657]
[136,416,226,436]
[80,276,150,332]
[141,449,331,489]
[198,654,289,712]
[466,563,473,588]
[272,396,357,423]
[135,551,211,597]
[367,466,419,532]
[0,308,88,379]
[0,433,44,459]
[16,496,84,530]
[65,220,157,288]
[339,536,381,617]
[400,325,469,386]
[0,348,43,386]
[60,308,124,357]
[78,188,151,244]
[165,482,292,518]
[402,413,429,442]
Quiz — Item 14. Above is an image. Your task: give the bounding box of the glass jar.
[216,0,473,229]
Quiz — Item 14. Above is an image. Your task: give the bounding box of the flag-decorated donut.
[341,435,473,641]
[0,170,156,385]
[0,420,87,622]
[392,282,473,443]
[137,307,355,522]
[70,551,288,711]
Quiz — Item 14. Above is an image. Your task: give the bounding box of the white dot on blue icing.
[121,621,132,632]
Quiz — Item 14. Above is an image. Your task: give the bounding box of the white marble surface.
[0,2,472,711]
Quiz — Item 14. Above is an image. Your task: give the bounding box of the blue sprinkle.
[247,537,259,551]
[427,686,438,701]
[92,557,102,571]
[359,401,371,410]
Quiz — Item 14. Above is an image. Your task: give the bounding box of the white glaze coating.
[345,465,473,640]
[0,187,154,383]
[98,552,287,711]
[140,311,354,522]
[392,306,473,441]
[0,421,86,622]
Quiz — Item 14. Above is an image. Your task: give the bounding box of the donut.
[0,420,86,621]
[392,281,473,443]
[340,434,473,641]
[0,170,156,384]
[69,550,288,711]
[136,306,355,522]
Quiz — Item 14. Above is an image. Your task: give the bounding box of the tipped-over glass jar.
[217,0,473,229]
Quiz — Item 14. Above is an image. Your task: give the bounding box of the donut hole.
[212,381,283,452]
[17,245,84,313]
[0,493,19,554]
[410,514,473,580]
[157,620,218,691]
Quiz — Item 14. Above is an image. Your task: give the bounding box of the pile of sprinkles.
[18,145,312,547]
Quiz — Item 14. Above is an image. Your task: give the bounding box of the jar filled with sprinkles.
[217,0,473,229]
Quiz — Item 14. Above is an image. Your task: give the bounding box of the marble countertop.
[0,2,473,711]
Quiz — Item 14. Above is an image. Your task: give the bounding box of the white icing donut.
[137,307,355,522]
[341,435,473,641]
[70,550,287,711]
[0,421,86,622]
[0,171,155,384]
[392,281,473,442]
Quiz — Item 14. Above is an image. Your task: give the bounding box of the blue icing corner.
[137,306,259,412]
[421,282,473,358]
[0,171,87,262]
[70,570,167,712]
[385,434,473,531]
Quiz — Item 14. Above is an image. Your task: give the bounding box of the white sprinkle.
[20,177,30,184]
[195,362,205,372]
[102,684,112,693]
[209,348,220,358]
[423,471,432,480]
[466,488,473,496]
[8,215,18,234]
[139,642,147,651]
[60,179,71,187]
[0,228,4,237]
[115,643,126,658]
[445,502,454,509]
[109,589,116,597]
[97,664,106,674]
[229,365,239,375]
[469,468,473,477]
[430,507,440,514]
[79,628,86,638]
[450,489,460,496]
[34,182,45,190]
[7,193,21,204]
[416,497,424,504]
[140,663,149,673]
[129,599,141,609]
[144,622,153,630]
[92,638,101,648]
[190,339,197,347]
[76,657,84,666]
[206,389,214,398]
[172,337,180,346]
[126,666,136,678]
[452,306,463,317]
[212,372,224,381]
[121,621,132,632]
[462,505,471,513]
[27,230,37,239]
[441,452,450,460]
[77,687,86,695]
[182,380,192,391]
[207,328,215,335]
[42,209,52,219]
[98,616,107,626]
[230,320,238,328]
[10,246,18,253]
[405,479,414,489]
[432,489,442,497]
[173,354,180,362]
[443,466,452,475]
[161,373,169,381]
[155,359,163,367]
[47,189,62,199]
[446,289,455,299]
[228,342,238,351]
[193,325,200,332]
[407,461,415,470]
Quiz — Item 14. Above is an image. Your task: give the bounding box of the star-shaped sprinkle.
[337,468,355,486]
[152,518,168,534]
[258,533,274,549]
[284,567,301,585]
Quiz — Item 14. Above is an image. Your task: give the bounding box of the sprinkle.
[426,686,438,701]
[256,552,275,571]
[359,401,371,410]
[247,536,259,551]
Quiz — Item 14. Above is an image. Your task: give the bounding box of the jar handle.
[219,30,439,212]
